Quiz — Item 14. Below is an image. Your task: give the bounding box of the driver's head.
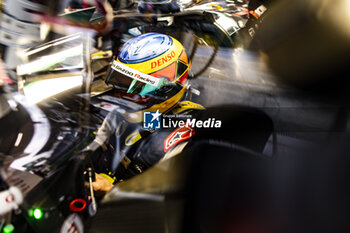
[106,32,190,113]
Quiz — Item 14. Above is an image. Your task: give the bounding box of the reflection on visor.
[127,78,169,96]
[107,65,170,97]
[108,70,133,91]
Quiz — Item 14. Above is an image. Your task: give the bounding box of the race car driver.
[88,32,205,192]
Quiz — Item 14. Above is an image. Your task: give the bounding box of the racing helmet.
[106,32,190,114]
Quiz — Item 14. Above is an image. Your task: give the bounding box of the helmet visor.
[106,61,170,97]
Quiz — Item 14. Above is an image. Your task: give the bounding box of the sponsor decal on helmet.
[118,33,173,63]
[164,126,195,152]
[151,50,176,69]
[112,60,160,87]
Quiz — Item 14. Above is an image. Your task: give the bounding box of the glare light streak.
[14,132,23,147]
[24,34,81,56]
[17,44,83,75]
[11,95,51,172]
[23,76,83,104]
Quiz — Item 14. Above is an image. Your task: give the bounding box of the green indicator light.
[33,208,43,220]
[28,209,34,217]
[3,224,14,233]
